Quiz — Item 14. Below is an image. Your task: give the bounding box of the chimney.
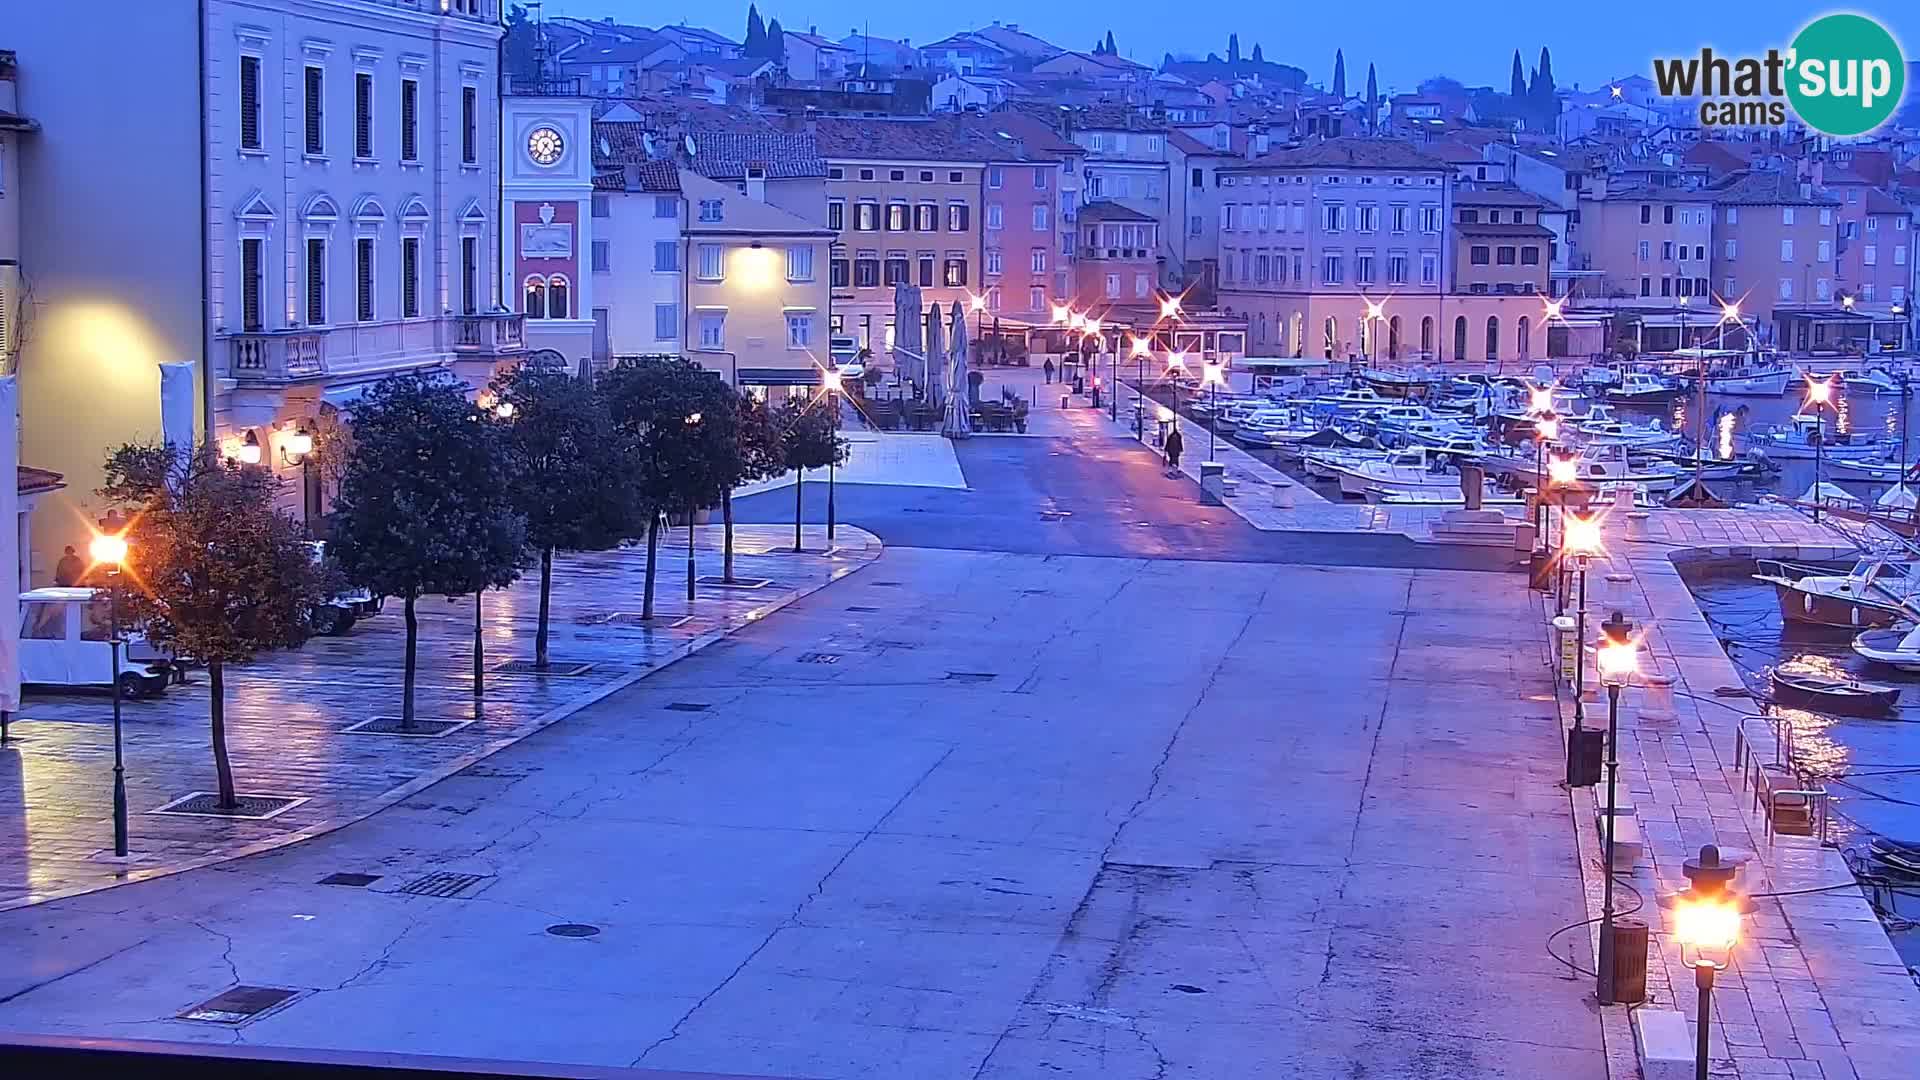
[624,162,642,190]
[0,50,18,115]
[746,166,767,202]
[1799,181,1813,201]
[804,104,819,135]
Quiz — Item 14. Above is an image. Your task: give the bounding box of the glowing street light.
[90,531,132,857]
[1563,512,1603,559]
[1547,455,1579,487]
[1806,376,1836,523]
[494,400,516,420]
[1594,610,1638,1005]
[1536,417,1561,443]
[1529,384,1556,416]
[1159,294,1182,321]
[1547,455,1579,616]
[1563,513,1604,734]
[1051,303,1072,325]
[1841,294,1855,311]
[1129,336,1150,358]
[1201,361,1225,460]
[821,371,842,541]
[1674,845,1742,1074]
[234,430,263,466]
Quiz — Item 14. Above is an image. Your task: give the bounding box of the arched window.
[1517,316,1532,361]
[1485,316,1500,362]
[1420,316,1434,356]
[1452,316,1467,362]
[1256,312,1267,344]
[547,275,571,320]
[523,276,546,319]
[1387,316,1402,361]
[1290,313,1303,358]
[1322,316,1337,359]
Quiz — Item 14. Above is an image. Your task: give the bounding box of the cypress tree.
[1251,43,1264,64]
[1365,64,1378,133]
[1228,33,1240,64]
[1532,47,1558,127]
[1333,49,1346,98]
[745,5,766,57]
[1105,31,1117,56]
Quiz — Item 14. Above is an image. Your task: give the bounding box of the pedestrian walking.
[1043,358,1055,384]
[1164,426,1184,474]
[53,545,83,587]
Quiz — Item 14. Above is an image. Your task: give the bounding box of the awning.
[320,383,377,413]
[736,367,825,387]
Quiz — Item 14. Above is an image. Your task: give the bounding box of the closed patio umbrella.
[943,300,972,439]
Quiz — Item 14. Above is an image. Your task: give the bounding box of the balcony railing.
[453,312,527,356]
[227,330,327,383]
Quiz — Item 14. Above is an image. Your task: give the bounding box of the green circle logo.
[1787,14,1906,136]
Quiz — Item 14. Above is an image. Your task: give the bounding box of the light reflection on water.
[1623,387,1919,501]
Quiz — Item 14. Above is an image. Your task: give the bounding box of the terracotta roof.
[1864,188,1907,215]
[810,114,1016,163]
[984,109,1081,158]
[1456,221,1556,238]
[1709,169,1838,206]
[689,131,827,179]
[566,39,670,65]
[18,466,64,495]
[1078,199,1156,223]
[1454,186,1551,208]
[1604,183,1718,202]
[1234,137,1447,172]
[591,160,681,193]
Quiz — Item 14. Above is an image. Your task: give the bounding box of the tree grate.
[318,872,381,887]
[665,702,710,712]
[599,613,692,629]
[945,671,998,684]
[343,717,474,739]
[152,792,306,820]
[397,871,490,898]
[697,575,772,589]
[180,985,300,1024]
[1039,510,1073,521]
[492,659,595,676]
[797,652,843,664]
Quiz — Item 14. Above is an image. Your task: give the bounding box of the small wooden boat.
[1769,669,1901,716]
[1869,837,1920,877]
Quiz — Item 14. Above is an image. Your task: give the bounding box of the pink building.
[1072,201,1159,318]
[982,159,1068,321]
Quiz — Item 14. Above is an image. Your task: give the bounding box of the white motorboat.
[1404,419,1481,448]
[1741,415,1891,460]
[1329,445,1478,499]
[1570,415,1681,450]
[1826,456,1912,483]
[1605,370,1684,403]
[1854,624,1920,671]
[1551,443,1683,493]
[1372,481,1525,507]
[1704,366,1792,396]
[1302,446,1385,479]
[1838,369,1905,395]
[1309,386,1396,418]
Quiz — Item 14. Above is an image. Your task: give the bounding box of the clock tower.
[501,83,595,364]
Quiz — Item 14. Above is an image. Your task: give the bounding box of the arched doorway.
[1420,316,1434,357]
[1323,316,1337,359]
[1485,316,1500,362]
[1517,316,1532,361]
[1388,315,1402,360]
[1452,316,1468,362]
[1290,313,1303,357]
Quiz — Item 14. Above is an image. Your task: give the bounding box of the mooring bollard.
[1271,480,1295,509]
[1625,510,1650,540]
[1639,671,1678,724]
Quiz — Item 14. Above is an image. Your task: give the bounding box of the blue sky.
[541,2,1918,93]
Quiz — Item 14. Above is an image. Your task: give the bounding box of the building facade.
[1711,172,1839,320]
[504,86,596,364]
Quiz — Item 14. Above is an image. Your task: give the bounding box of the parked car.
[18,587,172,698]
[305,541,382,635]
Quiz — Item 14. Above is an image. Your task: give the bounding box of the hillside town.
[5,4,1920,1080]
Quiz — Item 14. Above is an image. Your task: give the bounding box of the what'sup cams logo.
[1652,13,1906,136]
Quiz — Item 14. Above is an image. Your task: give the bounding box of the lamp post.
[1674,845,1741,1080]
[1547,455,1579,616]
[1202,360,1224,461]
[1534,415,1560,554]
[822,372,841,543]
[282,425,316,525]
[1565,513,1604,732]
[1167,351,1187,424]
[1594,610,1638,1004]
[1807,376,1834,523]
[90,532,131,857]
[1130,336,1151,438]
[1364,299,1385,368]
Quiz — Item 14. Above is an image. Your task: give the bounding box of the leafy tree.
[1510,50,1527,102]
[725,391,785,582]
[745,4,766,57]
[1532,47,1558,130]
[777,396,849,553]
[766,18,787,62]
[1251,44,1264,64]
[1332,49,1346,98]
[490,360,643,671]
[503,4,541,81]
[601,358,741,619]
[1228,34,1240,64]
[1366,64,1378,132]
[1104,31,1116,56]
[1420,75,1466,98]
[100,445,324,809]
[329,372,526,729]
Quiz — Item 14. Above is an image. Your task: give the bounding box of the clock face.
[527,126,564,166]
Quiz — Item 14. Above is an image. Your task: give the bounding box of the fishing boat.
[1372,482,1525,507]
[1839,369,1905,395]
[1404,420,1482,449]
[1327,444,1477,499]
[1570,414,1682,450]
[1754,555,1920,629]
[1605,370,1684,404]
[1851,624,1920,671]
[1769,669,1901,717]
[1309,386,1396,418]
[1741,415,1891,461]
[1868,837,1920,877]
[1704,364,1792,396]
[1825,456,1913,483]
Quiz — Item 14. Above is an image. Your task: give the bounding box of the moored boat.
[1769,669,1900,717]
[1754,556,1920,629]
[1851,624,1920,671]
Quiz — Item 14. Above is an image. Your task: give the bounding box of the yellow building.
[679,170,835,395]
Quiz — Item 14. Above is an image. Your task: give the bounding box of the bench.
[1587,785,1644,868]
[1633,1008,1693,1080]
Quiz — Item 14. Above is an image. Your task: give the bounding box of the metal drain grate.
[875,640,919,650]
[180,985,300,1024]
[945,671,998,684]
[318,872,380,887]
[343,717,474,739]
[601,613,693,629]
[492,660,595,677]
[845,605,879,613]
[1039,510,1073,521]
[697,575,772,589]
[396,871,490,898]
[546,923,602,938]
[869,580,903,587]
[797,652,842,664]
[665,702,710,712]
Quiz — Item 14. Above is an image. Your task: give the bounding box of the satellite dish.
[684,134,698,157]
[643,132,656,155]
[598,136,611,157]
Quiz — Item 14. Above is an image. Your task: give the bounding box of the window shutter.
[461,237,478,314]
[402,237,420,317]
[355,73,373,158]
[241,238,263,331]
[356,238,374,321]
[461,87,477,163]
[400,79,418,161]
[239,55,262,149]
[306,238,326,324]
[304,67,325,154]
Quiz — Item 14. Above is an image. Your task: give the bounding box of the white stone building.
[10,0,518,549]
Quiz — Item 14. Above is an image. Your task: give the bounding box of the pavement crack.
[0,936,151,1006]
[192,919,240,987]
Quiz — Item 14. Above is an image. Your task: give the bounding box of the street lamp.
[1564,513,1603,733]
[1594,610,1637,1004]
[1363,299,1385,367]
[1167,350,1188,424]
[969,292,987,357]
[1159,294,1182,322]
[235,430,263,466]
[1202,360,1225,461]
[1674,845,1741,1080]
[1547,455,1579,615]
[1806,376,1834,523]
[89,531,132,857]
[822,370,842,543]
[1534,415,1559,554]
[1130,337,1151,438]
[1528,384,1556,418]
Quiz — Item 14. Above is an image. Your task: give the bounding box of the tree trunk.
[210,660,236,809]
[402,593,418,730]
[685,510,697,602]
[794,471,804,552]
[472,589,484,700]
[642,513,660,620]
[535,546,553,670]
[722,488,735,582]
